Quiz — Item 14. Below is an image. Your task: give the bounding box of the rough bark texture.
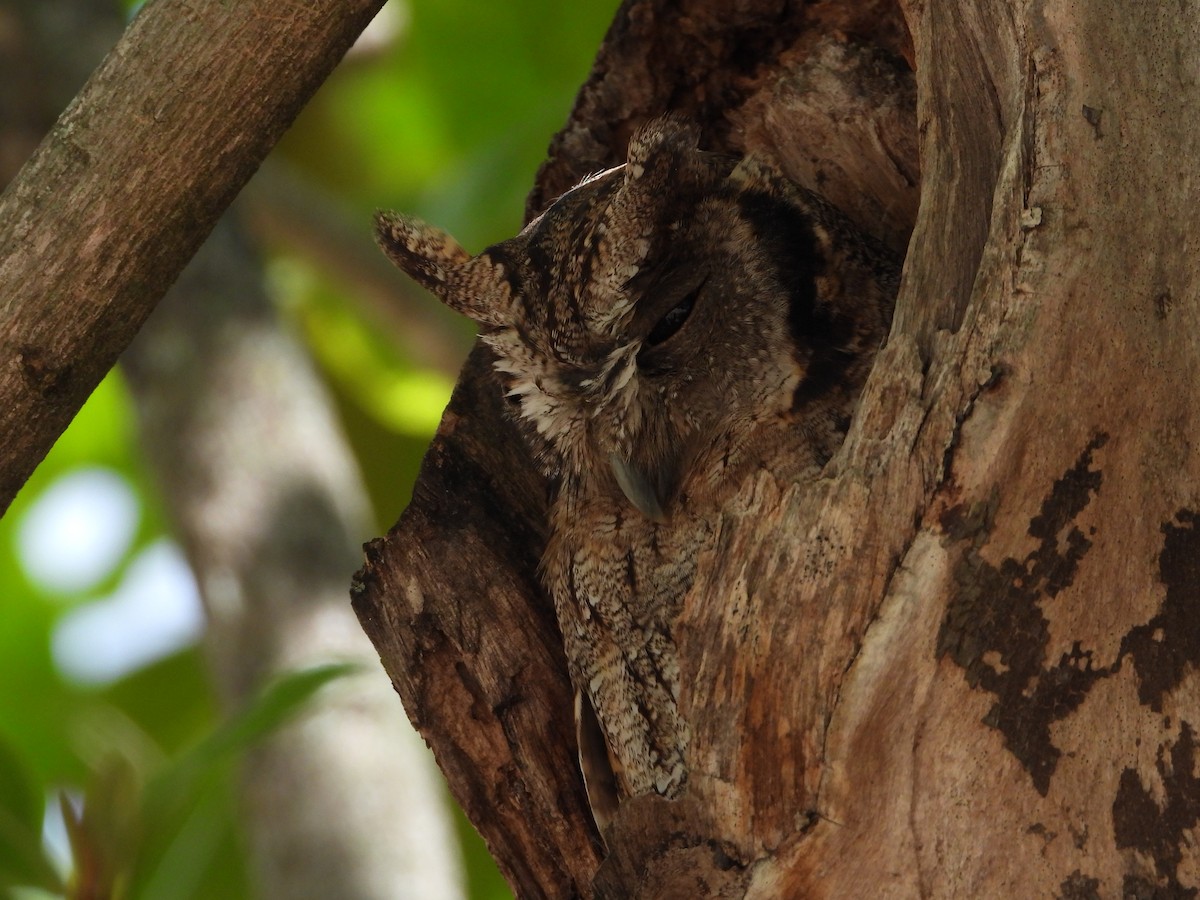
[0,0,384,515]
[526,0,910,220]
[355,346,589,893]
[356,0,1200,896]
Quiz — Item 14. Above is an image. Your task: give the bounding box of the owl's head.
[377,121,881,521]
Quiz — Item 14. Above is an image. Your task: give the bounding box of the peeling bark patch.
[1121,873,1179,899]
[1154,291,1174,320]
[1120,510,1200,712]
[938,434,1110,795]
[18,345,73,399]
[1111,721,1200,897]
[1058,870,1101,900]
[707,840,741,871]
[939,365,1007,487]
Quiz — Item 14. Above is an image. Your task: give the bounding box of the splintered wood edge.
[353,346,604,895]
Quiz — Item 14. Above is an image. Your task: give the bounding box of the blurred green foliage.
[0,0,615,897]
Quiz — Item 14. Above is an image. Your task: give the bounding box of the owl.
[376,120,899,834]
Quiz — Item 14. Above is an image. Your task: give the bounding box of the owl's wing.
[576,688,621,838]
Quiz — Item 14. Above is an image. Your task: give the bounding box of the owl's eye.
[644,282,701,347]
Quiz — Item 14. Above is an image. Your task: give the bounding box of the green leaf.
[0,734,60,891]
[0,736,40,840]
[144,662,359,821]
[134,787,228,900]
[0,808,60,893]
[193,662,363,762]
[128,664,360,896]
[81,755,143,893]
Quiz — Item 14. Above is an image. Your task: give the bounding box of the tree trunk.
[123,217,466,900]
[355,0,1200,896]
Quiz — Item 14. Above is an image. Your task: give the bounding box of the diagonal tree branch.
[0,0,384,515]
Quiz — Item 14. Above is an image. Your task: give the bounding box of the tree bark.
[0,0,384,515]
[358,0,1200,896]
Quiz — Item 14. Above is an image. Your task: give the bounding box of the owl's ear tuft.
[599,118,709,294]
[375,211,514,327]
[375,211,469,291]
[623,116,701,185]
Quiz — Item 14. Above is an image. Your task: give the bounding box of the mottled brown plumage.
[376,120,898,835]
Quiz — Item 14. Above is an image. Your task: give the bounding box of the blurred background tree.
[0,1,614,897]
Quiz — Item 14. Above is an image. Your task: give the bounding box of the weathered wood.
[527,0,908,220]
[0,0,384,514]
[355,347,603,895]
[789,0,1200,893]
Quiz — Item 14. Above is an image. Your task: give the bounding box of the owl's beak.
[609,454,670,523]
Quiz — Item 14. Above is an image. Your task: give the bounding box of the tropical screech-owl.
[376,119,899,833]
